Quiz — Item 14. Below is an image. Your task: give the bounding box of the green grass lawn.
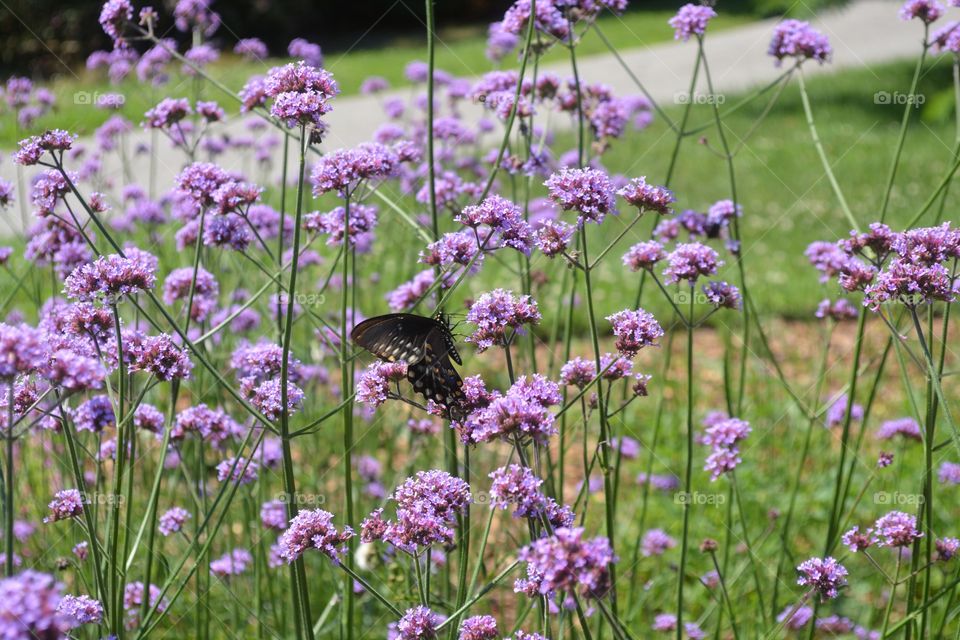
[0,8,751,148]
[497,56,960,326]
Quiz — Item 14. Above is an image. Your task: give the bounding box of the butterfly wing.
[406,326,466,419]
[351,314,436,365]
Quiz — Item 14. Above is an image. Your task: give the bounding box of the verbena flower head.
[796,556,848,600]
[560,356,596,388]
[863,259,954,310]
[99,0,133,46]
[876,417,922,441]
[641,528,676,557]
[44,489,84,523]
[777,605,813,630]
[396,606,443,640]
[663,242,722,284]
[545,167,617,225]
[872,511,922,547]
[64,251,157,303]
[899,0,945,23]
[669,4,718,42]
[825,393,864,428]
[15,129,76,166]
[466,289,541,352]
[459,615,498,640]
[158,507,191,536]
[366,470,470,552]
[46,349,106,392]
[515,527,615,600]
[306,203,378,249]
[535,219,576,258]
[618,176,675,214]
[815,298,858,321]
[144,97,191,129]
[489,464,545,518]
[234,38,268,60]
[932,20,960,52]
[606,308,663,358]
[465,375,561,445]
[356,361,408,407]
[936,537,960,561]
[768,19,832,65]
[250,379,304,420]
[216,457,259,485]
[938,461,960,484]
[0,323,45,380]
[702,281,742,310]
[702,416,751,480]
[622,241,666,273]
[0,570,71,636]
[310,142,407,197]
[56,593,103,627]
[163,266,219,322]
[842,526,874,552]
[288,38,324,67]
[210,548,254,577]
[261,500,288,530]
[129,333,193,381]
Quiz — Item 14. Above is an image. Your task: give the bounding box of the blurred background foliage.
[1,0,854,77]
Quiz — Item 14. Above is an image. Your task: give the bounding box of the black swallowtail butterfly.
[351,312,466,420]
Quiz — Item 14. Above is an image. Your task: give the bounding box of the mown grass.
[0,9,752,148]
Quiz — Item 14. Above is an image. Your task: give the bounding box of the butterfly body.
[351,313,466,419]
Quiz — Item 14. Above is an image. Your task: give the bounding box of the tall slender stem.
[676,284,695,640]
[279,126,314,640]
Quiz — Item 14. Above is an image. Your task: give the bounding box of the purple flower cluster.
[899,0,945,23]
[216,457,259,485]
[396,606,443,640]
[158,507,191,536]
[459,615,498,640]
[618,176,675,214]
[44,489,84,523]
[668,4,718,42]
[56,593,103,626]
[0,570,73,636]
[463,374,562,445]
[465,289,541,352]
[515,527,615,600]
[310,142,412,197]
[663,242,722,284]
[64,251,158,302]
[641,528,677,557]
[701,415,751,480]
[606,308,664,357]
[210,548,254,577]
[797,557,848,601]
[876,417,922,441]
[277,509,354,563]
[545,167,617,225]
[361,470,470,552]
[768,19,832,65]
[356,361,409,407]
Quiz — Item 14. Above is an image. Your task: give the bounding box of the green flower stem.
[279,126,313,640]
[676,284,695,640]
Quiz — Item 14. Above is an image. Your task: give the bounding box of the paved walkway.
[0,0,925,237]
